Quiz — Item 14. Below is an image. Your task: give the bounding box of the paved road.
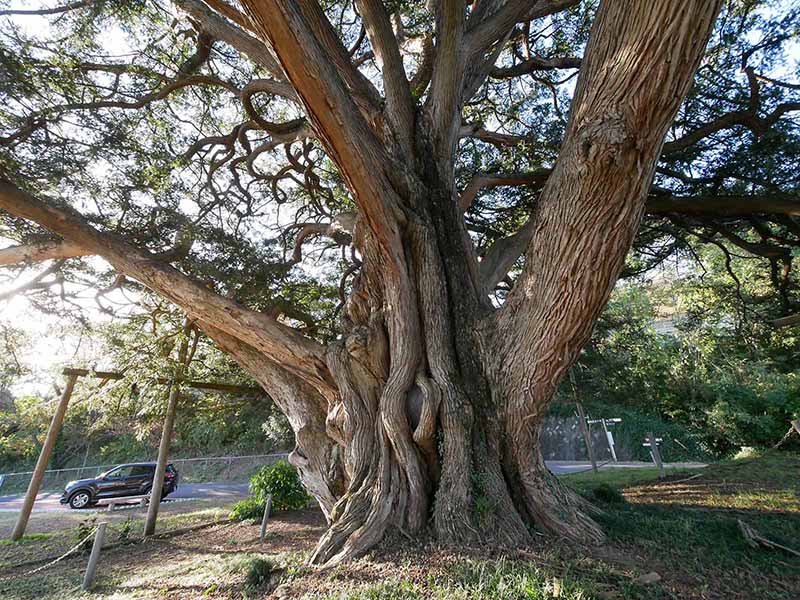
[0,482,249,513]
[0,461,706,513]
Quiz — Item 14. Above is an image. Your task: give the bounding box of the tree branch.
[497,0,723,413]
[0,240,89,266]
[0,1,91,16]
[663,102,800,156]
[0,261,63,301]
[773,313,800,328]
[647,194,800,216]
[427,0,467,158]
[460,170,550,213]
[0,178,335,399]
[355,0,415,154]
[175,0,287,82]
[466,0,580,59]
[199,322,343,518]
[239,1,408,261]
[490,55,581,78]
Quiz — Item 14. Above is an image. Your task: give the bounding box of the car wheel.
[142,487,167,502]
[69,491,92,509]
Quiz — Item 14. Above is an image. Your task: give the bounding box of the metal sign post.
[643,432,665,478]
[586,417,622,463]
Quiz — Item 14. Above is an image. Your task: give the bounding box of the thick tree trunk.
[309,183,535,565]
[0,0,723,569]
[274,0,722,564]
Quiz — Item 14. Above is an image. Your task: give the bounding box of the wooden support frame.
[11,372,79,540]
[61,368,265,395]
[144,379,181,536]
[575,402,598,473]
[9,366,266,540]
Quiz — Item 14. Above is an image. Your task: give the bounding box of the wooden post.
[647,431,665,479]
[260,494,273,543]
[144,380,180,536]
[575,401,598,473]
[82,522,107,590]
[11,373,79,541]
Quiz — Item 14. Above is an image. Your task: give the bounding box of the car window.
[130,465,153,476]
[108,466,134,478]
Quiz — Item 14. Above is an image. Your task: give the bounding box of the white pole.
[601,419,618,462]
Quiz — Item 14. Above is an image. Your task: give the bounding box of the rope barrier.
[0,527,97,581]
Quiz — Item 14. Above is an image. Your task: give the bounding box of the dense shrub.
[231,460,310,521]
[250,460,310,511]
[245,557,274,589]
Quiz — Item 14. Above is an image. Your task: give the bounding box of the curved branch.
[0,240,89,266]
[0,178,336,399]
[0,1,91,16]
[663,102,800,156]
[240,80,307,133]
[490,55,581,78]
[285,212,356,266]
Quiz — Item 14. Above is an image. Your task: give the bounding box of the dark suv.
[60,462,179,509]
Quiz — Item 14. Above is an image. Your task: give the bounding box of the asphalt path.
[0,461,706,513]
[0,482,249,513]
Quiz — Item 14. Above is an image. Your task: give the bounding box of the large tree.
[1,0,798,564]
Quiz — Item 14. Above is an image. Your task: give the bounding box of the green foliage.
[231,460,309,521]
[230,496,265,522]
[564,452,800,591]
[72,516,98,555]
[565,250,800,458]
[250,460,310,512]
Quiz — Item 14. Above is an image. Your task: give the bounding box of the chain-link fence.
[0,453,288,495]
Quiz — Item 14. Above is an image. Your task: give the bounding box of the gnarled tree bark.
[0,0,723,567]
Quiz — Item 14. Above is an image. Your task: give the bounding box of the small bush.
[230,460,310,521]
[72,516,98,555]
[245,557,274,588]
[589,483,626,504]
[230,496,265,522]
[249,460,310,512]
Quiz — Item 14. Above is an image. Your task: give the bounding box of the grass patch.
[560,465,692,493]
[0,532,54,546]
[562,451,800,598]
[305,557,665,599]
